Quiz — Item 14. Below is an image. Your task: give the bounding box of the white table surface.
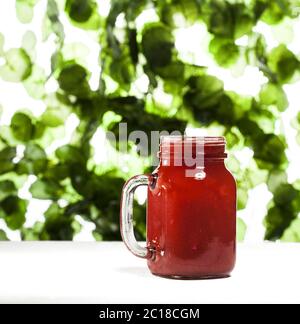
[0,242,299,304]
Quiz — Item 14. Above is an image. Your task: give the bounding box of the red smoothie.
[146,136,236,279]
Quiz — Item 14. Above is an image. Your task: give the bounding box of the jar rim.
[160,136,226,146]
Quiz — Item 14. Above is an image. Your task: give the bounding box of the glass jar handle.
[120,175,153,259]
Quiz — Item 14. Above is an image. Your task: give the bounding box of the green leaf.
[42,203,75,240]
[233,3,254,38]
[65,0,94,23]
[44,164,69,181]
[215,95,236,125]
[237,186,248,210]
[62,42,90,63]
[267,169,288,193]
[142,24,175,69]
[253,0,268,20]
[261,0,286,25]
[253,134,287,166]
[0,147,16,175]
[45,203,61,219]
[227,156,242,175]
[29,179,63,200]
[237,218,247,242]
[294,179,300,191]
[206,1,253,39]
[259,83,288,111]
[264,206,288,240]
[176,0,201,25]
[160,0,201,27]
[32,121,46,140]
[268,44,299,83]
[21,221,44,240]
[0,48,32,82]
[23,66,46,99]
[155,61,185,80]
[225,129,243,149]
[92,231,103,241]
[237,118,264,138]
[22,31,37,59]
[0,230,9,241]
[50,50,64,73]
[0,196,27,230]
[245,164,268,188]
[209,37,240,67]
[247,103,276,134]
[70,170,96,198]
[10,112,34,142]
[16,0,39,24]
[207,0,234,38]
[41,106,69,128]
[282,219,300,242]
[57,63,90,98]
[64,0,101,30]
[184,75,224,110]
[0,181,17,201]
[109,54,135,87]
[273,184,298,206]
[55,145,86,165]
[16,143,47,175]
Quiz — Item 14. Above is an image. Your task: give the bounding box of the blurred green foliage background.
[0,0,300,241]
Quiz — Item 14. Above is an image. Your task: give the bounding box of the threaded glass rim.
[160,136,226,146]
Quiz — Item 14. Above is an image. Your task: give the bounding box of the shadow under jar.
[120,136,237,279]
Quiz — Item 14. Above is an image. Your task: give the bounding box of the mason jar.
[121,136,236,279]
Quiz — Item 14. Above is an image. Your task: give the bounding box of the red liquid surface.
[147,155,236,278]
